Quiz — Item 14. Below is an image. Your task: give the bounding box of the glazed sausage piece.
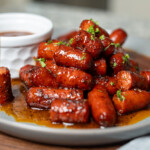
[26,87,84,109]
[54,45,93,71]
[88,85,116,127]
[71,30,103,59]
[93,58,107,76]
[95,76,118,95]
[0,67,14,104]
[19,65,58,88]
[57,30,78,42]
[37,39,60,60]
[110,28,127,45]
[116,70,149,91]
[110,52,128,74]
[101,37,115,57]
[140,71,150,88]
[79,19,109,37]
[128,59,139,73]
[113,89,150,114]
[37,60,93,90]
[50,99,89,123]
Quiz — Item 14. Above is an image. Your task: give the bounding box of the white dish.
[0,13,53,78]
[0,29,150,146]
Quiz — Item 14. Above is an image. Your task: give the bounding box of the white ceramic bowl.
[0,13,53,78]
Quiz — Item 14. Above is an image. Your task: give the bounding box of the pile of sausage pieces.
[1,19,150,127]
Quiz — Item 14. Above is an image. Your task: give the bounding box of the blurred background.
[0,0,150,39]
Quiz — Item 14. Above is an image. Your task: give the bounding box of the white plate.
[0,29,150,146]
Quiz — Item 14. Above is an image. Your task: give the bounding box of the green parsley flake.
[104,43,120,51]
[69,38,74,44]
[90,18,99,25]
[135,66,139,71]
[117,90,125,101]
[80,53,86,61]
[99,35,105,40]
[95,28,100,34]
[98,90,102,92]
[34,58,46,68]
[54,41,67,46]
[122,54,130,64]
[113,62,117,68]
[87,25,95,36]
[115,43,120,48]
[91,35,95,40]
[45,40,52,45]
[110,82,114,86]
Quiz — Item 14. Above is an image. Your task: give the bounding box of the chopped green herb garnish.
[110,82,114,86]
[45,40,52,45]
[122,54,130,64]
[34,58,46,68]
[48,69,51,73]
[104,43,120,51]
[115,43,120,48]
[113,62,117,68]
[69,38,74,44]
[91,35,95,40]
[90,18,99,25]
[98,90,102,92]
[80,53,86,60]
[87,25,95,36]
[117,90,125,101]
[95,28,100,34]
[135,66,139,71]
[54,41,67,46]
[99,35,105,40]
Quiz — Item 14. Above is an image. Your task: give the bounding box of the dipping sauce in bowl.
[0,13,53,78]
[0,31,33,37]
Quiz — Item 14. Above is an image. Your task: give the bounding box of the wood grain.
[0,131,122,150]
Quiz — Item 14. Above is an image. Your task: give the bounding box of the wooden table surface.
[0,131,124,150]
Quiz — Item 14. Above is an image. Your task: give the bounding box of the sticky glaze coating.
[140,71,150,88]
[26,87,84,109]
[54,45,93,71]
[113,89,150,114]
[110,28,127,45]
[128,59,139,73]
[95,76,118,95]
[110,52,128,74]
[19,65,58,88]
[57,30,78,42]
[116,71,149,91]
[80,19,109,37]
[37,40,60,60]
[50,99,89,123]
[88,85,116,127]
[71,30,103,58]
[0,67,14,104]
[37,60,93,90]
[93,58,107,76]
[101,37,115,57]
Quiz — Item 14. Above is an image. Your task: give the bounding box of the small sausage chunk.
[71,30,103,59]
[37,40,60,60]
[110,28,127,45]
[54,45,93,70]
[26,87,83,109]
[80,19,109,37]
[128,59,139,73]
[19,65,58,88]
[88,85,116,127]
[116,71,149,91]
[93,58,107,76]
[0,67,14,104]
[110,52,128,74]
[101,37,115,57]
[57,30,78,42]
[37,60,93,90]
[50,99,89,123]
[95,76,118,95]
[113,89,150,114]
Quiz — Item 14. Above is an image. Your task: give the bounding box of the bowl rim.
[0,12,53,47]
